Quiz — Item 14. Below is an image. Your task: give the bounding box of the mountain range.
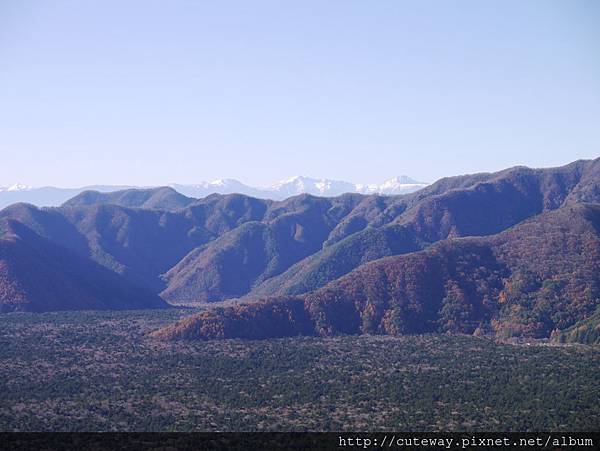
[0,176,427,209]
[1,159,600,344]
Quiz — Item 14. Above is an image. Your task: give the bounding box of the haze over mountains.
[1,159,600,344]
[0,175,427,209]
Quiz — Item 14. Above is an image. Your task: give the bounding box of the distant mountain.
[174,176,428,199]
[356,176,427,195]
[2,158,600,334]
[0,185,135,210]
[63,187,195,211]
[0,176,427,209]
[265,176,357,198]
[0,183,33,192]
[173,175,427,200]
[170,179,268,199]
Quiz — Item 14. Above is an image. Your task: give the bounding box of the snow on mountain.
[356,176,427,195]
[170,179,266,198]
[0,183,33,192]
[264,175,427,198]
[266,176,357,198]
[0,176,428,209]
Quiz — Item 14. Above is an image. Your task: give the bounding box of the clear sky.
[1,0,599,187]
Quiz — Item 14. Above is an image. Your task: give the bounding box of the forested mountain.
[160,194,364,302]
[62,187,195,211]
[153,202,600,341]
[0,219,167,312]
[246,158,600,299]
[1,158,599,342]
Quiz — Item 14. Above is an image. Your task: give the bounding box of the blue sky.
[0,0,598,187]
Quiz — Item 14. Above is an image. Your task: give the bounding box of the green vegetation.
[0,309,598,432]
[553,305,600,344]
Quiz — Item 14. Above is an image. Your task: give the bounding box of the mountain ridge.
[0,175,428,209]
[1,157,600,335]
[153,202,600,341]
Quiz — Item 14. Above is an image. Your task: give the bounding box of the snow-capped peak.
[382,175,423,186]
[356,175,427,195]
[268,176,356,197]
[0,176,428,209]
[269,175,308,189]
[201,179,236,188]
[1,183,33,192]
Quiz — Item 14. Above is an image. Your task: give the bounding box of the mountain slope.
[161,194,364,302]
[1,158,599,314]
[243,159,600,300]
[0,220,168,312]
[248,224,423,298]
[396,159,598,241]
[552,305,600,345]
[153,202,600,340]
[0,203,211,292]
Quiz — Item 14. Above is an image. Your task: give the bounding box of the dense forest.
[1,310,598,432]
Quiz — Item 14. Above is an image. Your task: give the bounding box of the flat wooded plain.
[0,309,598,431]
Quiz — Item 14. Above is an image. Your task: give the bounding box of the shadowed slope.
[249,224,423,297]
[0,220,168,312]
[161,194,364,302]
[0,195,273,294]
